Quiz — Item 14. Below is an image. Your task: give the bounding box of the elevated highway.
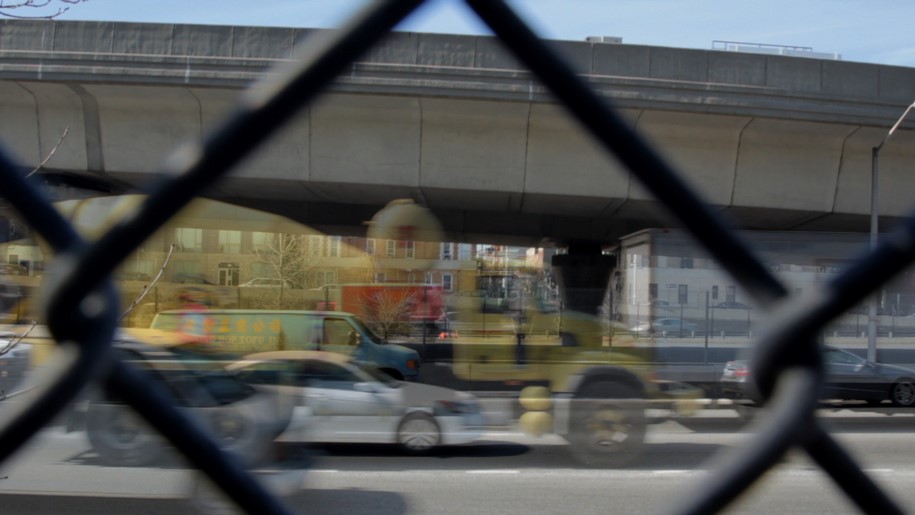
[1,20,915,246]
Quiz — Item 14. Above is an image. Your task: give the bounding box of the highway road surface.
[1,408,915,514]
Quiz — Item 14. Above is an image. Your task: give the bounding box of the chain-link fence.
[0,1,912,513]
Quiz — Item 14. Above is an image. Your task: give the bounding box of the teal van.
[149,309,420,381]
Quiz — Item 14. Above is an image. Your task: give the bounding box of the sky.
[17,0,915,67]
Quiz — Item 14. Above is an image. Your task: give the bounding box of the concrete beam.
[732,119,854,213]
[2,20,914,245]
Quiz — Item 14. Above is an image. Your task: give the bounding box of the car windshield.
[826,347,868,366]
[5,3,915,514]
[348,316,386,345]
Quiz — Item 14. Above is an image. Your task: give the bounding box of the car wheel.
[565,381,646,468]
[207,407,272,466]
[397,412,441,454]
[85,403,162,467]
[890,379,915,407]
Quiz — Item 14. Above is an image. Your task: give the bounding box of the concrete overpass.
[1,20,915,247]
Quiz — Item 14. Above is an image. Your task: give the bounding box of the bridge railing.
[0,1,910,513]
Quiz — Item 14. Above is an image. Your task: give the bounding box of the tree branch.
[0,0,87,20]
[119,243,177,321]
[25,126,69,179]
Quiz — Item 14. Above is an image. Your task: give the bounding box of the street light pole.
[868,101,915,363]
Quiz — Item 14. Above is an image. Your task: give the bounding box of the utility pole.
[869,101,915,362]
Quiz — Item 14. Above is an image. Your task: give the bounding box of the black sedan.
[721,346,915,407]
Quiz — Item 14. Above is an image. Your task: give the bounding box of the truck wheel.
[86,403,162,467]
[380,368,404,381]
[566,382,645,468]
[397,412,441,454]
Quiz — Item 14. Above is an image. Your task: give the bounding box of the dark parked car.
[0,334,31,395]
[173,273,215,285]
[0,283,23,316]
[116,271,152,282]
[714,300,753,310]
[0,264,27,276]
[630,317,698,335]
[721,346,915,406]
[78,338,293,466]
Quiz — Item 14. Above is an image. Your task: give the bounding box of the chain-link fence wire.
[0,0,911,513]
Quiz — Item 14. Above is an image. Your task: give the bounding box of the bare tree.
[359,289,417,340]
[119,243,176,321]
[253,233,317,306]
[0,0,88,19]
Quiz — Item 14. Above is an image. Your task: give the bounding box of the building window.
[441,243,453,260]
[365,239,375,256]
[135,259,154,277]
[425,271,433,284]
[308,235,323,257]
[680,257,693,269]
[726,285,737,303]
[175,228,202,253]
[327,236,341,257]
[218,230,241,254]
[386,240,396,258]
[442,273,454,292]
[407,272,416,283]
[251,262,272,277]
[252,232,273,253]
[712,285,719,300]
[173,260,203,280]
[458,243,472,260]
[678,284,688,305]
[314,270,337,287]
[375,272,386,283]
[405,241,415,259]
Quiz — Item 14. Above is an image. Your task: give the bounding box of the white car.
[228,351,486,453]
[239,278,295,288]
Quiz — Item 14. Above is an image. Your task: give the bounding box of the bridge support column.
[551,242,615,316]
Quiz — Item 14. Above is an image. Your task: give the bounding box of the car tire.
[890,379,915,407]
[85,403,163,467]
[565,381,646,468]
[206,405,274,466]
[396,412,441,454]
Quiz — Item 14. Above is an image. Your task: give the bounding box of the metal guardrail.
[0,1,909,513]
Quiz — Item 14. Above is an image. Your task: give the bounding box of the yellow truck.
[449,305,699,467]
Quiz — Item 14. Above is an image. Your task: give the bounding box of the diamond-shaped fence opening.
[0,1,911,514]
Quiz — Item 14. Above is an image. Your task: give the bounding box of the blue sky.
[35,0,915,67]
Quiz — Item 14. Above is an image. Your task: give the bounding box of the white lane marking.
[865,468,893,473]
[652,470,690,475]
[466,470,520,474]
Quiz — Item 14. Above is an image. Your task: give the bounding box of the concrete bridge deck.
[1,20,915,245]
